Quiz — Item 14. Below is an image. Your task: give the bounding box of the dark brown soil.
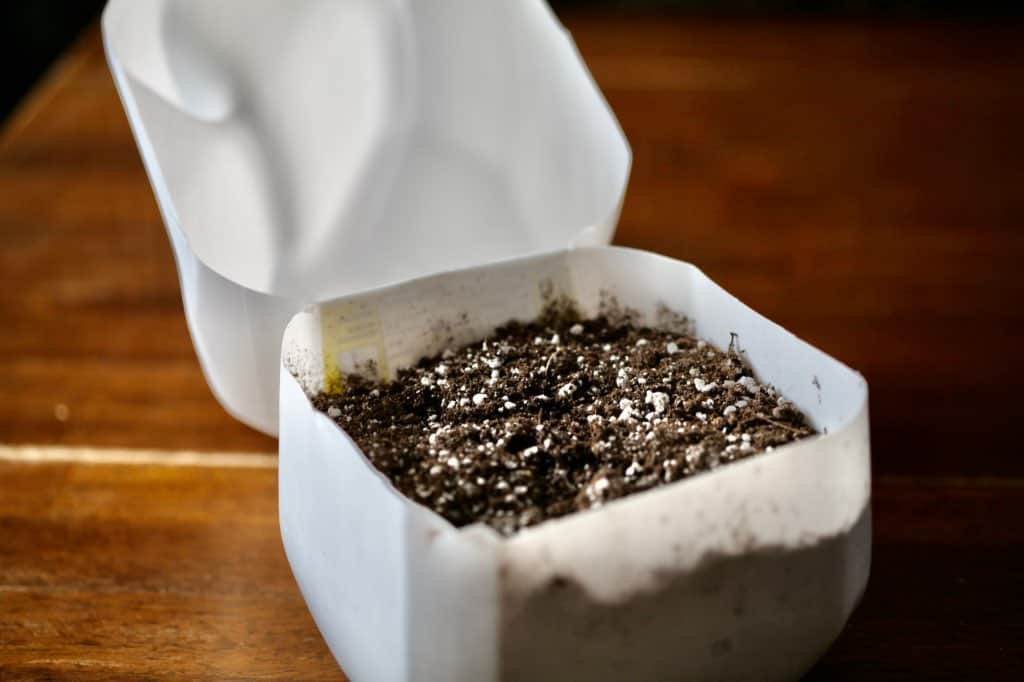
[313,305,816,536]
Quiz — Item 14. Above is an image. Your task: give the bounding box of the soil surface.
[314,305,816,536]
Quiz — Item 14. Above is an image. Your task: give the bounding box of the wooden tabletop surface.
[2,14,1023,680]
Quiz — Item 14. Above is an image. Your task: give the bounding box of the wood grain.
[576,19,1024,478]
[1,14,1022,681]
[0,456,340,681]
[3,19,1024,474]
[1,455,1020,680]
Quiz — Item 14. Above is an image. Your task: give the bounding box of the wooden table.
[2,15,1022,680]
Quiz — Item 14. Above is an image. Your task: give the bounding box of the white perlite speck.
[645,390,670,414]
[585,476,611,504]
[693,377,718,393]
[420,375,434,386]
[558,382,577,398]
[569,323,584,335]
[738,376,758,393]
[472,393,487,405]
[326,406,341,418]
[666,341,679,354]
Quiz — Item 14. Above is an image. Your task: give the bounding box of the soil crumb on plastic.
[313,304,816,536]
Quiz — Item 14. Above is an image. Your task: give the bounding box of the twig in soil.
[752,413,807,434]
[543,349,561,374]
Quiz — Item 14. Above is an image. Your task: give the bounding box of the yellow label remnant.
[320,300,388,394]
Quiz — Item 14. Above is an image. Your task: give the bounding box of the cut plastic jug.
[103,0,630,434]
[103,2,871,680]
[279,246,871,682]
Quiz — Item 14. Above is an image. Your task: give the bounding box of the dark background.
[2,2,106,122]
[2,1,1020,125]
